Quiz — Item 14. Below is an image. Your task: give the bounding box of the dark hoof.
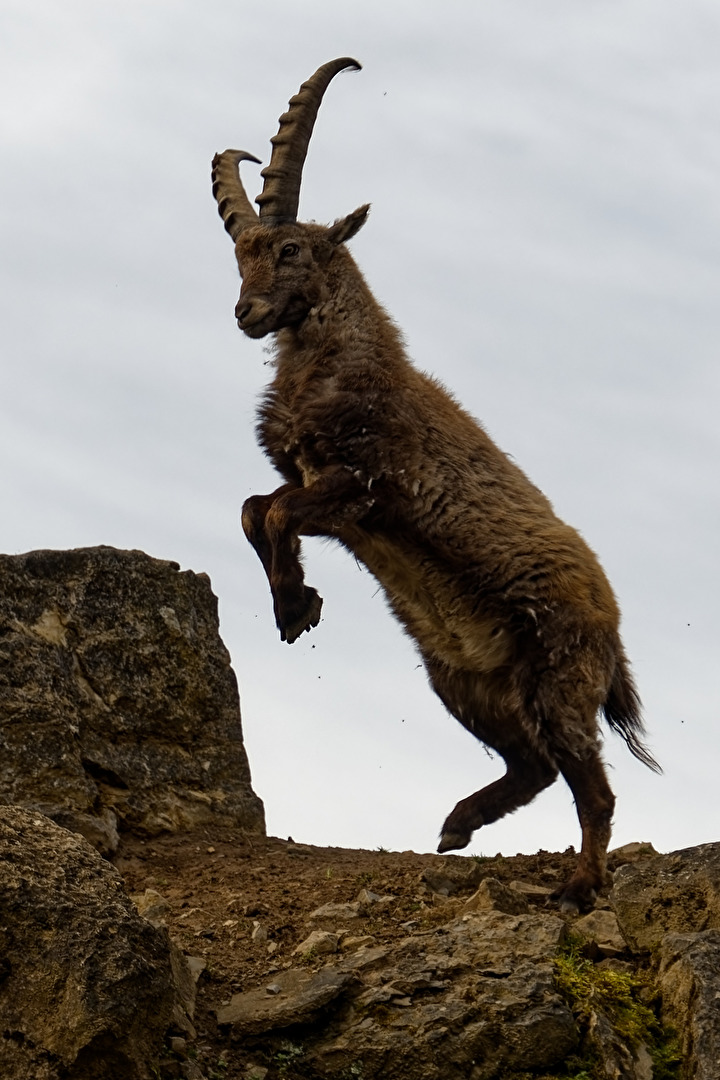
[550,882,597,915]
[437,829,472,854]
[278,587,323,644]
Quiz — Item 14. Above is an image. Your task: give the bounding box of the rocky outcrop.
[611,840,720,951]
[0,806,191,1080]
[0,547,264,853]
[612,841,720,1079]
[218,910,576,1079]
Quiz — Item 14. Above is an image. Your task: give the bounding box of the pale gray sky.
[2,0,718,857]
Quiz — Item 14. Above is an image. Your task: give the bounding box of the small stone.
[464,878,530,915]
[133,888,170,928]
[293,930,340,957]
[267,941,278,954]
[340,935,375,950]
[608,841,659,865]
[185,955,207,983]
[575,910,627,957]
[169,1036,187,1054]
[357,887,396,909]
[307,901,363,922]
[251,922,268,943]
[509,880,552,897]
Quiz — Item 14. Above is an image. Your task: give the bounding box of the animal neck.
[274,250,405,376]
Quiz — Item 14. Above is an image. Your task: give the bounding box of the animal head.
[212,58,369,339]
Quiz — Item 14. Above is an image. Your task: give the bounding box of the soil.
[112,829,608,1079]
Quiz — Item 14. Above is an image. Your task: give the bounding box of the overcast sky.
[2,0,718,859]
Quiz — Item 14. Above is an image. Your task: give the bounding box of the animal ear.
[327,203,370,246]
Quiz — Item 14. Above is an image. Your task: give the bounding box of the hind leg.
[426,661,559,854]
[549,746,616,913]
[438,747,558,852]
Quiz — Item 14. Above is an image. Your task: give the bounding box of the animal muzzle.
[235,295,275,337]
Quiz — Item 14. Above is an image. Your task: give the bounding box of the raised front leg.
[242,468,374,644]
[241,483,321,644]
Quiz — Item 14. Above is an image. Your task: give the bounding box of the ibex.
[212,57,659,911]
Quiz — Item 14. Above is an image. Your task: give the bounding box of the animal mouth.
[239,296,311,338]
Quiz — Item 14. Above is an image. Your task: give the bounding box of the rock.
[216,948,388,1034]
[217,911,575,1077]
[575,910,627,957]
[0,547,264,854]
[608,841,660,867]
[185,956,207,983]
[611,841,720,951]
[341,935,376,951]
[307,900,363,921]
[0,806,185,1079]
[584,1007,652,1080]
[356,887,396,909]
[464,876,530,915]
[134,887,171,927]
[509,880,553,897]
[421,857,485,896]
[658,929,720,1080]
[313,911,575,1079]
[293,930,341,957]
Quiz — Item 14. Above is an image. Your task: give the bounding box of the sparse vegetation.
[551,936,682,1080]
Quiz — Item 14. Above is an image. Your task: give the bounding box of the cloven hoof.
[437,829,473,854]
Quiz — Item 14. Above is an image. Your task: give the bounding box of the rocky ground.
[113,829,629,1079]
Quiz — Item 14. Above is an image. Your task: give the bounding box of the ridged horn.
[212,150,262,242]
[257,57,361,225]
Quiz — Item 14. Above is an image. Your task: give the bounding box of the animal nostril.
[236,302,252,324]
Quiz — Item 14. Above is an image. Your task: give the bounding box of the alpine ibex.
[212,57,659,911]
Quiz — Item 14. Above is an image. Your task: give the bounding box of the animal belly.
[347,530,512,673]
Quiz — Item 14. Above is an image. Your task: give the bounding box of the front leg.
[241,484,321,643]
[245,467,374,643]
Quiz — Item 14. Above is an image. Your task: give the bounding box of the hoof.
[279,587,323,644]
[437,829,472,854]
[550,883,597,915]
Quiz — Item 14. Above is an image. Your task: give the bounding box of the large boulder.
[0,807,185,1079]
[611,841,720,952]
[612,842,720,1080]
[217,910,578,1079]
[0,546,264,853]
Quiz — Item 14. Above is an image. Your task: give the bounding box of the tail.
[603,652,662,773]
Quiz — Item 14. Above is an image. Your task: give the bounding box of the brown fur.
[219,84,659,914]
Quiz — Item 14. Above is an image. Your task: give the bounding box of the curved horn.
[212,150,262,242]
[257,57,361,226]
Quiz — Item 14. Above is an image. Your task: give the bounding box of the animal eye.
[280,243,299,258]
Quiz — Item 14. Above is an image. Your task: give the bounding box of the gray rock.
[0,806,184,1079]
[509,879,553,897]
[216,947,388,1034]
[217,911,575,1078]
[421,856,486,896]
[307,900,364,921]
[658,929,720,1080]
[134,887,171,927]
[464,876,530,915]
[608,841,660,865]
[584,1008,652,1080]
[611,841,720,951]
[293,930,341,957]
[575,909,627,957]
[0,547,264,853]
